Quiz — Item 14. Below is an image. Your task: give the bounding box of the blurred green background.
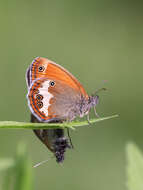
[0,0,143,189]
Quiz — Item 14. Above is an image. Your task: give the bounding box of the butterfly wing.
[26,58,75,162]
[26,57,88,98]
[27,77,82,122]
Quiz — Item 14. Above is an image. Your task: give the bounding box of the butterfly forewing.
[28,57,88,98]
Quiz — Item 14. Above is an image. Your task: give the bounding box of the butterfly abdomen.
[54,136,70,162]
[31,114,70,163]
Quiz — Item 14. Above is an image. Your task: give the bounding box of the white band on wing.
[38,80,53,116]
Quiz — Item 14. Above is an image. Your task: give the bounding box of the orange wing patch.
[31,57,88,99]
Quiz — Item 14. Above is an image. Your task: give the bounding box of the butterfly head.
[84,88,106,118]
[87,88,106,114]
[88,95,99,107]
[77,95,99,119]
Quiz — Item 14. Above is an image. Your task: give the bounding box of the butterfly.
[26,57,101,163]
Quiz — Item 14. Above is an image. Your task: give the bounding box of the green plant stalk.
[0,115,118,130]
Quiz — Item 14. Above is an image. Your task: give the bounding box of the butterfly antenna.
[66,128,74,149]
[33,156,54,168]
[93,88,106,96]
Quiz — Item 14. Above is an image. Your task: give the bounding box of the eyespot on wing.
[27,78,55,122]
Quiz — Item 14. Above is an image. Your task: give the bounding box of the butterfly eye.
[36,94,43,101]
[50,81,55,86]
[38,66,45,72]
[37,101,43,108]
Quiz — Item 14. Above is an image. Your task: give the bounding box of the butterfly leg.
[87,114,92,126]
[94,106,100,118]
[66,128,74,149]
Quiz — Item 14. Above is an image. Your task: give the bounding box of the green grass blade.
[0,159,15,190]
[126,142,143,190]
[14,143,33,190]
[0,143,33,190]
[0,159,14,172]
[0,115,118,130]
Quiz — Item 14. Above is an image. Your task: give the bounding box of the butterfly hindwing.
[27,77,82,122]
